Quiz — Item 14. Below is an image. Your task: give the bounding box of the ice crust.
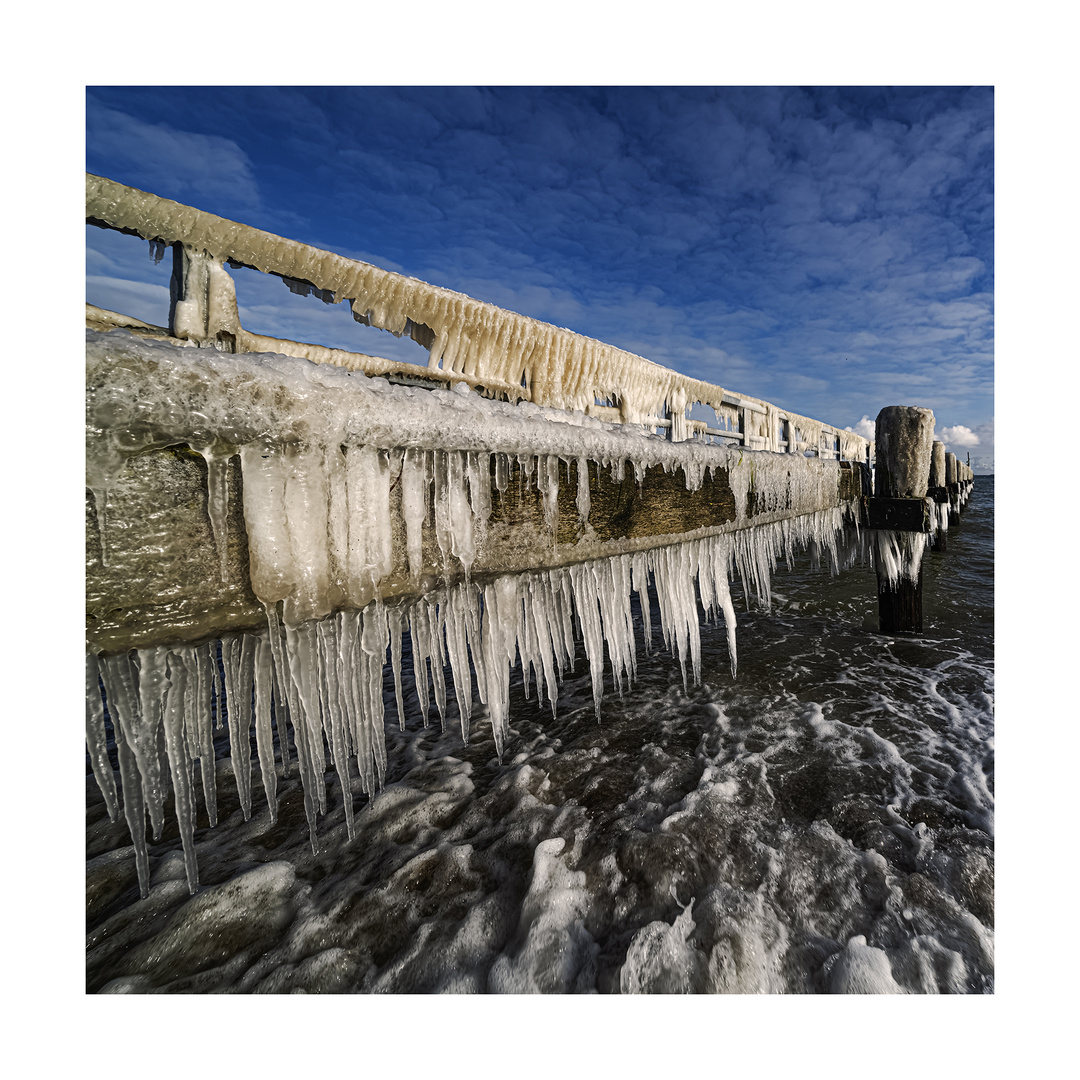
[87,330,872,895]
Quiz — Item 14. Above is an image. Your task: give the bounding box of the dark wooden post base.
[877,562,923,633]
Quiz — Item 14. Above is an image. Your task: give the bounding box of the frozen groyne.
[85,176,973,898]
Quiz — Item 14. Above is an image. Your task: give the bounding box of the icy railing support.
[86,173,872,463]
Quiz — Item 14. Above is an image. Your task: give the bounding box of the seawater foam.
[86,331,869,896]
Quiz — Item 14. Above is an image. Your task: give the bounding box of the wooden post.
[874,405,935,634]
[945,452,960,525]
[929,440,948,551]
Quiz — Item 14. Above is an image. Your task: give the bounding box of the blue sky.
[86,86,994,471]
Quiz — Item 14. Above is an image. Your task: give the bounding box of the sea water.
[86,480,993,994]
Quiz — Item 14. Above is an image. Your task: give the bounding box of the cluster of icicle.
[872,491,962,588]
[87,506,862,899]
[871,530,928,587]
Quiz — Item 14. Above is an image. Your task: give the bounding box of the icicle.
[345,445,393,607]
[463,585,488,703]
[610,555,637,687]
[85,652,118,822]
[428,596,449,728]
[265,609,294,780]
[100,651,167,842]
[192,644,218,827]
[284,621,328,815]
[433,451,452,580]
[528,579,559,718]
[540,454,560,540]
[340,609,374,796]
[317,617,354,840]
[409,604,432,726]
[466,450,492,553]
[115,717,150,898]
[360,601,390,790]
[576,457,591,528]
[569,562,606,720]
[281,444,333,627]
[240,442,296,610]
[631,553,653,654]
[135,646,173,838]
[326,443,350,600]
[221,637,253,820]
[444,587,473,743]
[553,569,577,673]
[211,641,224,732]
[193,441,235,582]
[872,529,927,588]
[446,450,476,577]
[481,576,521,757]
[161,652,199,894]
[401,447,429,582]
[252,632,279,821]
[388,606,406,730]
[518,453,535,494]
[518,583,538,702]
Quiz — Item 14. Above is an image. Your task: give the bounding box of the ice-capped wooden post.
[871,405,935,634]
[929,440,948,552]
[945,452,960,525]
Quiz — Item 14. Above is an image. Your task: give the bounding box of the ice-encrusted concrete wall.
[86,332,865,654]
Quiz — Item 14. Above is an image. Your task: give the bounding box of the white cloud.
[86,275,171,328]
[87,99,260,211]
[939,424,980,448]
[967,418,995,474]
[845,416,876,440]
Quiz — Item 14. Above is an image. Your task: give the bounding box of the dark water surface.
[87,479,993,993]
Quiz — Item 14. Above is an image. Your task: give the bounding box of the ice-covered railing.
[86,173,871,463]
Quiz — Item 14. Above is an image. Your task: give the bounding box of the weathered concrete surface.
[874,405,935,499]
[930,441,947,489]
[87,447,866,655]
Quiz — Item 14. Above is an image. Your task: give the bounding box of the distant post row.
[868,405,975,634]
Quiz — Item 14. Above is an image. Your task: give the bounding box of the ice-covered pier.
[85,175,975,896]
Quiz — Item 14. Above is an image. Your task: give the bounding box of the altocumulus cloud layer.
[86,86,994,471]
